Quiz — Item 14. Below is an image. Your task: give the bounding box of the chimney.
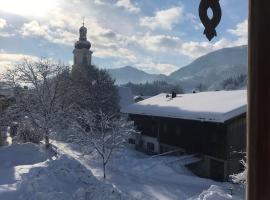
[171,91,176,98]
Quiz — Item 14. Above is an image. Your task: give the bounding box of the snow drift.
[0,143,132,200]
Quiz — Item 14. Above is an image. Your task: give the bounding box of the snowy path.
[52,141,245,200]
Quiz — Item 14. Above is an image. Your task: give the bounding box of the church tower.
[73,22,92,66]
[72,21,93,81]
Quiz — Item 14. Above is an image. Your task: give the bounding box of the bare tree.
[2,59,71,147]
[69,106,136,179]
[91,110,135,179]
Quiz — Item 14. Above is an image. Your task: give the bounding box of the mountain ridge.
[108,45,248,91]
[107,66,170,85]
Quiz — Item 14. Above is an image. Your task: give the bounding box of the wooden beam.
[248,0,270,199]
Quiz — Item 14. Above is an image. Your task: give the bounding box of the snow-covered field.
[0,142,245,200]
[0,143,129,200]
[53,141,245,200]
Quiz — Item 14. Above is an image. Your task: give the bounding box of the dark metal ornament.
[199,0,222,41]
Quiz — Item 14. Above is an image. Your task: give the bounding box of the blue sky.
[0,0,248,75]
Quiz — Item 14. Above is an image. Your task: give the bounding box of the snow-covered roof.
[134,95,151,99]
[121,90,247,123]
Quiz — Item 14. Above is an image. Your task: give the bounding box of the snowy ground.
[52,141,245,200]
[0,143,130,200]
[0,141,245,200]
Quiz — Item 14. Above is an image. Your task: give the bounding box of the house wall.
[225,114,246,158]
[137,135,160,154]
[132,115,159,138]
[225,114,247,179]
[130,114,227,159]
[129,113,246,181]
[188,155,227,181]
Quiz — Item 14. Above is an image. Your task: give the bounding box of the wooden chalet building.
[122,90,247,181]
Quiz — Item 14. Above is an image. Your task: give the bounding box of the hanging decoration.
[199,0,222,41]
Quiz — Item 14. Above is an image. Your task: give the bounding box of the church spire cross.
[75,20,91,49]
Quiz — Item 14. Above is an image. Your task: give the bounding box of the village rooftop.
[122,90,247,123]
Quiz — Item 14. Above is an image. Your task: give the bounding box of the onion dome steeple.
[75,19,91,50]
[72,18,93,68]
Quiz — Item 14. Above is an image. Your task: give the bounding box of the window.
[147,142,155,152]
[128,138,135,144]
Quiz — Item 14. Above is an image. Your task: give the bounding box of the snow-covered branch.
[68,106,136,179]
[2,59,72,147]
[230,156,247,187]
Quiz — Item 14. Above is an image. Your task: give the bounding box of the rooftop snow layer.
[121,90,247,123]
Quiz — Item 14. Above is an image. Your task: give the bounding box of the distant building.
[122,90,247,181]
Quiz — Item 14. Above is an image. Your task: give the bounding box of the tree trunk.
[103,161,106,179]
[45,134,50,148]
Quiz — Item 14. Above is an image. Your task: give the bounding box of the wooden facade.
[248,1,270,199]
[129,113,246,181]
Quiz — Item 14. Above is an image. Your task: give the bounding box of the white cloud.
[20,20,76,45]
[228,19,248,46]
[115,0,140,13]
[134,33,216,60]
[0,52,38,73]
[94,0,106,5]
[0,0,58,18]
[0,18,7,29]
[177,20,248,59]
[137,34,182,53]
[140,7,183,30]
[135,33,241,59]
[181,41,213,58]
[0,18,14,37]
[21,20,47,37]
[228,20,247,38]
[180,37,241,59]
[45,7,82,29]
[186,13,203,30]
[19,3,133,54]
[136,61,178,75]
[8,0,141,68]
[93,0,140,13]
[94,43,137,63]
[0,32,14,37]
